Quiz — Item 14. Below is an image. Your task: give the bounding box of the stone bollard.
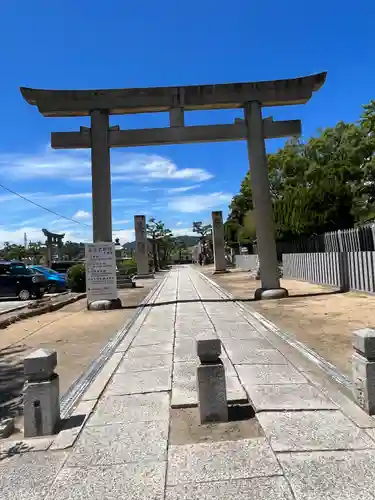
[196,333,228,424]
[352,328,375,415]
[23,349,60,438]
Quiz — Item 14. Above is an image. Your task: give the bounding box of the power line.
[0,183,92,228]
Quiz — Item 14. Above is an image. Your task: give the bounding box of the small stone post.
[352,328,375,414]
[211,211,227,274]
[23,349,60,437]
[196,333,228,423]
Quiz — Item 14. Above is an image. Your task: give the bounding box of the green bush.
[67,263,86,292]
[117,259,137,276]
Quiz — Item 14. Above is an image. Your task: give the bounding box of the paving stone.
[0,437,53,458]
[105,367,172,396]
[258,410,375,452]
[81,353,124,402]
[66,420,168,466]
[166,476,294,500]
[216,326,264,340]
[248,384,337,412]
[51,399,97,451]
[0,451,68,500]
[365,428,375,441]
[87,393,170,426]
[237,364,307,386]
[167,438,282,484]
[171,361,243,407]
[45,461,166,500]
[124,342,173,358]
[132,333,174,346]
[223,338,275,352]
[174,339,197,362]
[116,354,173,373]
[278,449,375,499]
[227,345,287,365]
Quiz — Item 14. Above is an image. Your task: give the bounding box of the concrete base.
[87,298,123,311]
[134,273,155,280]
[24,374,60,437]
[212,269,230,275]
[254,287,289,301]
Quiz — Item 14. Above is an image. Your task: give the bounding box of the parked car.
[51,261,84,277]
[28,265,67,293]
[0,260,47,300]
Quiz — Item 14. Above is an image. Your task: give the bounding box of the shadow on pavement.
[0,344,27,421]
[116,289,345,311]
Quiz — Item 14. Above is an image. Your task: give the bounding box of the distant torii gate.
[21,72,326,299]
[42,228,64,267]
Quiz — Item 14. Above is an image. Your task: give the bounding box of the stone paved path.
[2,266,375,499]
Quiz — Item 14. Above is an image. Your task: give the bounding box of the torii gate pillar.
[244,101,287,300]
[90,110,112,242]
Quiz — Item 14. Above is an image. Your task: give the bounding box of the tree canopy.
[227,100,375,248]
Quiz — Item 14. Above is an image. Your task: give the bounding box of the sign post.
[85,242,118,305]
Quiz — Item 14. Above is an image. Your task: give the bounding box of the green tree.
[228,101,375,242]
[192,221,212,260]
[146,217,172,271]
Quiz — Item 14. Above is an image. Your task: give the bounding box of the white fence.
[282,252,375,293]
[234,254,258,271]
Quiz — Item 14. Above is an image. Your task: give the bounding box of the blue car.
[28,265,67,293]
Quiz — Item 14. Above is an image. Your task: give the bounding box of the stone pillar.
[23,349,60,437]
[244,101,288,300]
[211,211,227,274]
[90,110,112,242]
[134,215,154,279]
[196,333,228,423]
[46,236,53,267]
[352,328,375,414]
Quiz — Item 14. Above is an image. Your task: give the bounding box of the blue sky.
[1,0,374,245]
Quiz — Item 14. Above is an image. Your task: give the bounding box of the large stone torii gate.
[21,72,326,299]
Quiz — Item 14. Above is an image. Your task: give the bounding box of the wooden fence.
[277,225,375,254]
[282,252,375,293]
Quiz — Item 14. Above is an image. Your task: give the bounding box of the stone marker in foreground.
[352,328,375,414]
[196,333,228,423]
[23,348,60,437]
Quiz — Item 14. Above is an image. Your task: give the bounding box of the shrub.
[67,263,86,292]
[117,259,137,276]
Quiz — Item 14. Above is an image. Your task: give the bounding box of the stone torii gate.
[42,228,64,267]
[21,72,326,299]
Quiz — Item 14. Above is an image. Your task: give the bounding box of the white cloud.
[1,149,213,184]
[168,192,232,213]
[176,221,183,226]
[73,210,91,219]
[171,228,196,236]
[167,185,201,194]
[112,229,135,243]
[113,219,131,226]
[0,224,135,246]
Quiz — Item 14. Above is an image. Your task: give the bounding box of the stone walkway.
[2,266,375,499]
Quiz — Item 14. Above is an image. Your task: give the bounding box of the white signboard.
[85,242,117,302]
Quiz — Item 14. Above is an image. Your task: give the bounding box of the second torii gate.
[21,72,326,299]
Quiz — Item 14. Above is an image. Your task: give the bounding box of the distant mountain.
[123,235,200,250]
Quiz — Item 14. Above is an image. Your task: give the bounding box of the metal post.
[90,110,112,242]
[244,101,288,300]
